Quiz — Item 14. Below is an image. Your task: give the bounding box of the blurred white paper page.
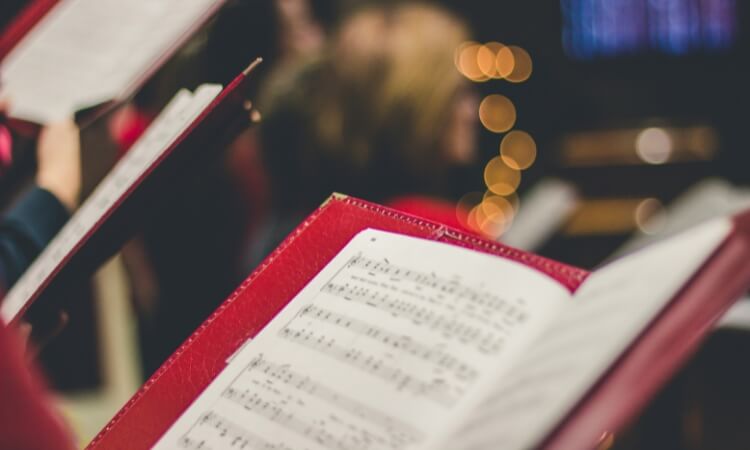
[500,178,579,251]
[0,0,223,123]
[0,84,222,323]
[616,179,750,258]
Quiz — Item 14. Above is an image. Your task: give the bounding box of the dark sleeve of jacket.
[0,187,69,292]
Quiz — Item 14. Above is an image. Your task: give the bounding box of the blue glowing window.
[562,0,737,59]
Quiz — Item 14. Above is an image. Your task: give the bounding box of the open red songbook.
[79,194,750,450]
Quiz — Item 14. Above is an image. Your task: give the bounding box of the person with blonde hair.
[252,2,478,264]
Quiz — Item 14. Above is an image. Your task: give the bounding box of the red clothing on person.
[0,323,74,450]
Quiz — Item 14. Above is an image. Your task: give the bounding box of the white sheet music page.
[153,229,571,450]
[0,0,222,123]
[0,84,222,323]
[443,217,732,450]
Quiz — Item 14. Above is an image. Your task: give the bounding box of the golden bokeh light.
[484,156,521,195]
[471,204,499,238]
[479,94,516,133]
[484,190,520,212]
[495,45,515,78]
[477,42,506,79]
[500,130,537,170]
[634,198,666,235]
[466,205,481,234]
[476,45,496,78]
[481,194,514,221]
[505,46,532,83]
[456,191,483,228]
[473,195,515,238]
[455,41,489,82]
[635,127,672,164]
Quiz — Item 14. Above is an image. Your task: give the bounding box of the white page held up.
[153,229,572,450]
[0,0,222,123]
[0,84,222,323]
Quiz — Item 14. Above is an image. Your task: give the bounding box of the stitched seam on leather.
[342,197,585,283]
[86,201,332,448]
[441,229,585,281]
[343,197,444,231]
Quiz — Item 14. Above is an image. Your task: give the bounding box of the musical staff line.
[321,282,504,354]
[179,411,292,450]
[278,325,459,407]
[222,385,397,450]
[299,304,478,381]
[347,255,527,319]
[245,355,423,445]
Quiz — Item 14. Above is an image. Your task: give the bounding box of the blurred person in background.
[250,1,478,267]
[0,107,81,293]
[131,0,347,377]
[0,101,81,450]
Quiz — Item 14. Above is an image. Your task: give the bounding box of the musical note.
[346,256,527,319]
[179,412,294,450]
[278,325,459,407]
[298,305,479,381]
[245,356,423,444]
[320,282,505,354]
[221,387,377,450]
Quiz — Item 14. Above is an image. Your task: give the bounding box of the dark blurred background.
[2,0,750,448]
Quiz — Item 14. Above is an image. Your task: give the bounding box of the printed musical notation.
[155,229,568,450]
[179,411,292,450]
[347,255,528,321]
[270,253,537,409]
[320,282,504,354]
[245,356,423,442]
[320,255,531,351]
[178,355,422,450]
[279,324,459,407]
[298,305,479,381]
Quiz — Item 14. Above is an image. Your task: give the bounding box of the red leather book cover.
[85,195,588,450]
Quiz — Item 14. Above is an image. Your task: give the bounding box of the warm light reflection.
[500,130,537,170]
[484,192,519,234]
[634,198,666,235]
[477,45,496,78]
[484,156,521,195]
[635,127,673,164]
[455,41,489,82]
[477,42,506,78]
[481,194,513,223]
[495,45,515,78]
[461,192,520,238]
[595,431,616,450]
[466,205,480,234]
[506,46,533,83]
[479,94,516,133]
[470,203,505,238]
[456,191,483,228]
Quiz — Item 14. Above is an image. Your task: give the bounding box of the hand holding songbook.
[35,118,81,212]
